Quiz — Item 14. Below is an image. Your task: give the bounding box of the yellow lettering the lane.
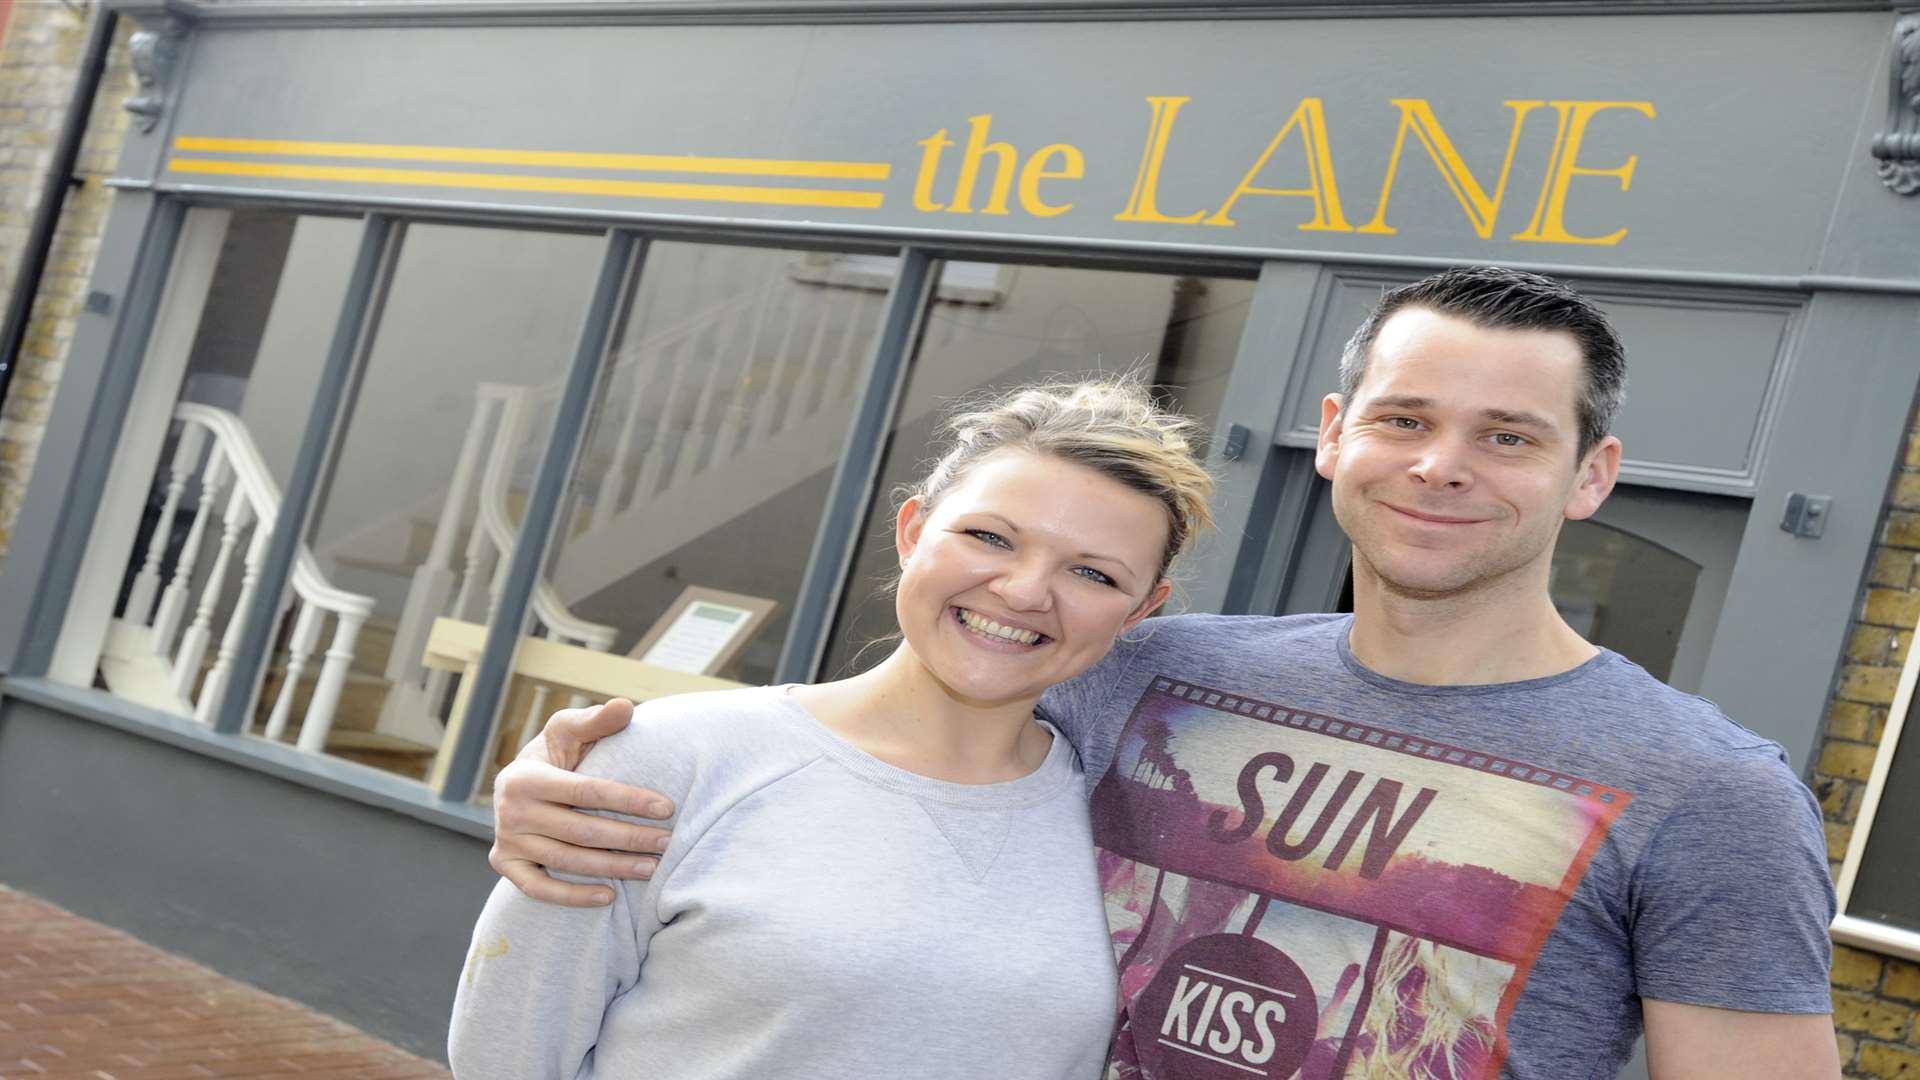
[913,128,954,212]
[1204,98,1353,232]
[950,114,1018,215]
[1358,99,1544,238]
[1018,143,1084,218]
[1512,100,1657,246]
[1115,96,1209,224]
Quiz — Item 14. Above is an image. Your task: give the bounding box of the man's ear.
[1314,393,1347,481]
[1121,579,1176,634]
[1565,435,1623,521]
[895,497,928,567]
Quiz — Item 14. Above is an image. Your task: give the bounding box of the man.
[485,267,1838,1078]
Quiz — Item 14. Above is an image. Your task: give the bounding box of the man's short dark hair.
[1338,266,1627,460]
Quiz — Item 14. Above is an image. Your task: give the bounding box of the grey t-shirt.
[449,685,1118,1079]
[1038,612,1834,1080]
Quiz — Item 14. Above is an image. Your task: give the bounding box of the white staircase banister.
[173,403,374,620]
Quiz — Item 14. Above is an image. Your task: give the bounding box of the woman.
[449,374,1213,1079]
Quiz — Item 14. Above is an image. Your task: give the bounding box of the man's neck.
[1346,569,1600,687]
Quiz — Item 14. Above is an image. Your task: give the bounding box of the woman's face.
[894,450,1174,711]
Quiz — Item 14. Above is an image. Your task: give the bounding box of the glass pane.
[819,266,1254,679]
[533,242,898,698]
[1550,520,1701,684]
[253,223,604,780]
[91,208,359,727]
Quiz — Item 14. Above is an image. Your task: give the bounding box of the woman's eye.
[1073,566,1117,587]
[965,529,1010,548]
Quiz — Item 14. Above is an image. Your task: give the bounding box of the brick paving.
[0,885,449,1079]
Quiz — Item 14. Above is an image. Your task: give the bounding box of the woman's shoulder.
[577,686,827,802]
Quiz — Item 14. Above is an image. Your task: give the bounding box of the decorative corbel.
[1872,14,1920,195]
[124,21,187,135]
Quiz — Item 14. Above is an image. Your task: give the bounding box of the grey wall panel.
[0,698,494,1060]
[1700,291,1920,769]
[1278,271,1801,494]
[149,14,1891,277]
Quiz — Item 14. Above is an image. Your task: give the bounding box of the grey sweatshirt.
[448,685,1119,1079]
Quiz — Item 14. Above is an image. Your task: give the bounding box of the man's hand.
[488,698,671,908]
[1643,999,1841,1079]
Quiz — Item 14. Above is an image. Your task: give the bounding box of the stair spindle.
[195,507,273,723]
[298,610,367,754]
[264,601,321,741]
[172,485,253,705]
[127,423,208,624]
[151,448,229,657]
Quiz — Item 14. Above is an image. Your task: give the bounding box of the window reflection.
[819,265,1253,679]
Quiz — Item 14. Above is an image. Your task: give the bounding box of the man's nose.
[1408,437,1474,489]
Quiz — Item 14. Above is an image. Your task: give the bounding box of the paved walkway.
[0,886,449,1079]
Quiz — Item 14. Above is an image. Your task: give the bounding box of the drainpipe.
[0,4,117,419]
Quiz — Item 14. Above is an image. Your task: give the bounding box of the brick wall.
[1815,396,1920,1079]
[0,1,136,570]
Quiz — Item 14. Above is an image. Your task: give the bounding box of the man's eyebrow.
[1362,395,1433,411]
[1482,408,1558,431]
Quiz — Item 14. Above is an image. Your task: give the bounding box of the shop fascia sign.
[167,95,1655,249]
[911,97,1656,247]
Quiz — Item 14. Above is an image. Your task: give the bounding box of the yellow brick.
[1888,958,1920,1004]
[1834,945,1887,991]
[1896,473,1920,512]
[1832,989,1913,1039]
[1829,701,1873,741]
[1891,511,1920,550]
[1908,432,1920,469]
[1821,742,1879,782]
[1871,708,1889,744]
[1840,665,1903,706]
[1871,548,1916,589]
[1815,774,1856,817]
[1828,821,1854,863]
[1852,626,1899,664]
[1862,1040,1920,1078]
[1866,589,1920,628]
[1836,1031,1857,1069]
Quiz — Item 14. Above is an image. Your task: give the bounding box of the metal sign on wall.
[148,14,1891,274]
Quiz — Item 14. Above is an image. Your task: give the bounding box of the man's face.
[1315,307,1620,602]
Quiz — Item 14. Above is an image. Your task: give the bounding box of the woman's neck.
[788,644,1052,784]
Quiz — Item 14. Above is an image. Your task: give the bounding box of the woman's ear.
[1121,579,1175,634]
[895,497,928,568]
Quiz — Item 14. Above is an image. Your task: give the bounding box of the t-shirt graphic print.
[1092,676,1631,1080]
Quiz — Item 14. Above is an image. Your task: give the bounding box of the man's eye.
[965,529,1010,548]
[1386,416,1422,430]
[1491,432,1527,447]
[1072,566,1117,587]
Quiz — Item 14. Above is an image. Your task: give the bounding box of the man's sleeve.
[1628,747,1836,1013]
[1038,633,1138,761]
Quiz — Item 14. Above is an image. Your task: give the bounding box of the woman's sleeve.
[447,712,698,1078]
[447,871,648,1078]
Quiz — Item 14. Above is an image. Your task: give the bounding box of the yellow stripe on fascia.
[166,159,887,209]
[172,137,892,182]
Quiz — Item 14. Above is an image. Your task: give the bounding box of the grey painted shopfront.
[0,0,1916,1069]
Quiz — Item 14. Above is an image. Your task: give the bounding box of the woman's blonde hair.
[905,371,1215,581]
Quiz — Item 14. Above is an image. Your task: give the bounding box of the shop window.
[258,223,604,780]
[818,265,1253,679]
[63,207,362,737]
[522,242,896,702]
[790,252,1007,305]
